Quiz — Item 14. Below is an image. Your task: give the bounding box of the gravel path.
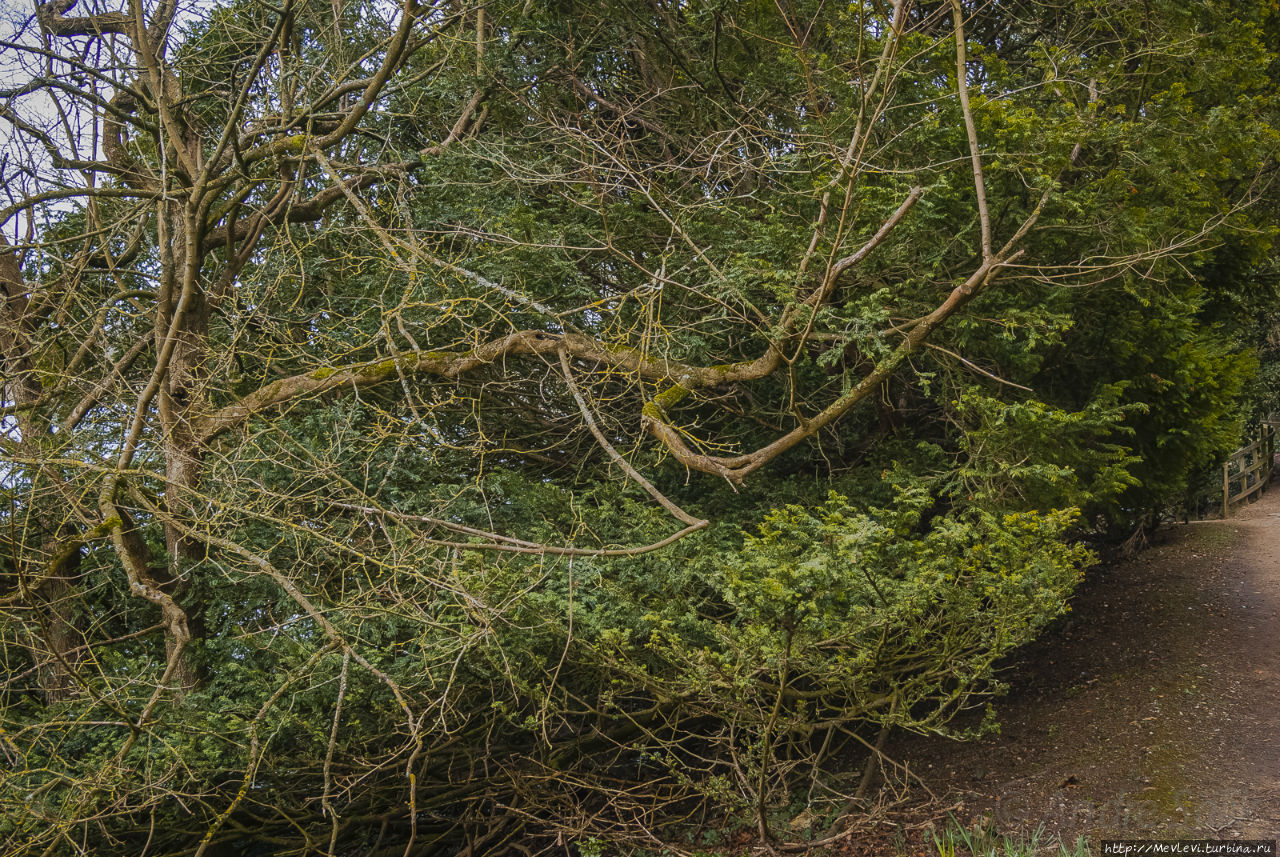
[878,483,1280,845]
[1204,488,1280,838]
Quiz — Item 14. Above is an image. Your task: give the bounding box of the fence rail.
[1220,424,1276,517]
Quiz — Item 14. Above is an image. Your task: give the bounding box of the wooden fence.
[1220,424,1276,518]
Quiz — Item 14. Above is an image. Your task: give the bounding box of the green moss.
[652,384,690,410]
[46,518,120,573]
[643,384,691,422]
[605,342,642,357]
[308,366,338,381]
[343,359,397,379]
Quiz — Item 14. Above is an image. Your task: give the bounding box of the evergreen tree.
[2,0,1277,851]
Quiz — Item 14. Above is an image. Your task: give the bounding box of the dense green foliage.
[2,0,1279,853]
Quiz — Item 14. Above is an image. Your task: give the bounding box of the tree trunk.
[2,238,88,702]
[29,548,86,702]
[155,201,208,693]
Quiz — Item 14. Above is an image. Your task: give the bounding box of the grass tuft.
[926,816,1091,857]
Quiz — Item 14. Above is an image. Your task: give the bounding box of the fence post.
[1223,460,1231,518]
[1269,426,1276,486]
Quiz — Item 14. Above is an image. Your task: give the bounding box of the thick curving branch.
[194,329,780,445]
[644,255,1021,483]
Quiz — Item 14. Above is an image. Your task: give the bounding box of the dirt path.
[879,486,1280,845]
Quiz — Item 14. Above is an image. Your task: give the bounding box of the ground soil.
[828,482,1280,854]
